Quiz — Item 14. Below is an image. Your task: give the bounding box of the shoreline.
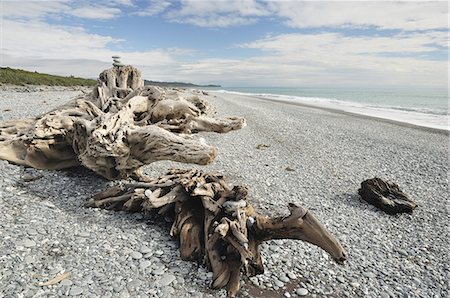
[252,94,449,135]
[210,90,448,134]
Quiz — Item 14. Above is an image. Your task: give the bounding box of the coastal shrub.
[0,67,96,86]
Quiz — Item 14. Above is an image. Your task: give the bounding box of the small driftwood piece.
[0,65,245,180]
[358,177,417,214]
[87,169,347,297]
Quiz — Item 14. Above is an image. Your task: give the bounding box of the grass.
[0,67,96,86]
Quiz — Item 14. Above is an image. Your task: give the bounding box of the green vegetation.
[0,67,96,86]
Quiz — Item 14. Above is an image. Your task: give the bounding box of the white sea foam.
[214,90,449,131]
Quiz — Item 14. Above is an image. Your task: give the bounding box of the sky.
[1,0,448,87]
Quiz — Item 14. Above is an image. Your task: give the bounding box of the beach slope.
[0,88,448,297]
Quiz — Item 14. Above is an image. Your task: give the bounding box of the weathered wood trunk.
[358,177,417,214]
[0,64,347,297]
[0,65,245,180]
[88,169,347,297]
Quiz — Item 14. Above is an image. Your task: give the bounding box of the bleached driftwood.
[0,65,245,179]
[88,169,347,297]
[1,64,347,296]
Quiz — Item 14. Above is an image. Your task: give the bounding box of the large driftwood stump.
[0,65,245,180]
[358,177,417,214]
[88,169,347,297]
[1,63,347,296]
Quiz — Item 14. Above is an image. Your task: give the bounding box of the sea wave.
[213,89,449,131]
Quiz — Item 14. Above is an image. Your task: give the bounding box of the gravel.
[0,86,449,297]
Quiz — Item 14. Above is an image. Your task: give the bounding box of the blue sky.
[1,0,448,87]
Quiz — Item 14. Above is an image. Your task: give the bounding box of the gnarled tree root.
[0,65,245,180]
[87,169,347,297]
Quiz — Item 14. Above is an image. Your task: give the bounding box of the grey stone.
[140,246,152,254]
[127,280,142,290]
[249,277,259,286]
[69,286,84,296]
[24,256,34,263]
[27,229,38,236]
[296,288,308,296]
[274,279,284,288]
[159,273,176,286]
[119,289,130,298]
[380,293,390,298]
[60,279,73,286]
[139,260,152,271]
[153,268,165,275]
[287,272,296,279]
[279,275,290,283]
[397,249,408,256]
[336,276,345,283]
[363,272,376,278]
[41,201,56,208]
[23,239,36,248]
[130,251,143,260]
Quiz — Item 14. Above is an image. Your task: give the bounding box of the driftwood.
[1,63,347,296]
[358,177,417,214]
[0,65,245,180]
[87,169,347,297]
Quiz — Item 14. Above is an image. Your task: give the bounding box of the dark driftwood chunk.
[358,178,417,214]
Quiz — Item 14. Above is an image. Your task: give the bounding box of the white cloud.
[134,1,447,31]
[175,14,257,28]
[268,1,448,30]
[165,0,270,27]
[227,31,448,86]
[161,31,447,87]
[2,20,116,61]
[172,0,269,17]
[135,0,172,16]
[1,0,123,20]
[71,5,121,20]
[1,0,447,87]
[2,18,446,86]
[111,0,134,6]
[1,0,71,20]
[241,32,447,56]
[1,19,179,73]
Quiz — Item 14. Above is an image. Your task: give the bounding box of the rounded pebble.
[60,279,73,286]
[363,272,376,278]
[139,260,152,271]
[23,239,36,247]
[69,286,84,296]
[130,251,143,260]
[296,288,308,296]
[159,273,176,286]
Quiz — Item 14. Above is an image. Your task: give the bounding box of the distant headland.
[144,80,221,88]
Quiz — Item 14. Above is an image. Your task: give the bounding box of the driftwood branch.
[0,65,245,180]
[87,169,347,297]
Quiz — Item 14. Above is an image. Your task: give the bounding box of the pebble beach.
[0,86,448,298]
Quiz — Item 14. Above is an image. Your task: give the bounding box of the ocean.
[207,86,448,131]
